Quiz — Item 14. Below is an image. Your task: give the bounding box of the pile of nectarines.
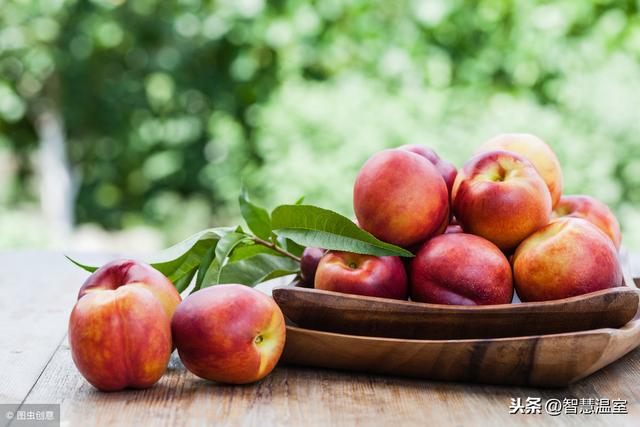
[69,260,286,391]
[308,133,623,306]
[68,133,624,392]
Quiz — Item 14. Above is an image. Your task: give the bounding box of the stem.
[252,236,301,262]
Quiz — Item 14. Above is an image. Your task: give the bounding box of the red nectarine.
[315,251,408,300]
[410,234,513,305]
[354,149,448,247]
[171,285,286,384]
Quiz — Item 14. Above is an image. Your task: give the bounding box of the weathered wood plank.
[0,251,110,404]
[19,335,640,426]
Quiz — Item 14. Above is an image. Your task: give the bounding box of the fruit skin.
[410,234,513,305]
[315,251,408,300]
[477,133,563,207]
[444,224,463,234]
[513,217,622,302]
[452,150,552,252]
[403,212,450,254]
[354,149,449,247]
[398,144,457,197]
[171,284,286,384]
[69,285,172,391]
[300,247,325,286]
[553,195,621,250]
[78,259,181,320]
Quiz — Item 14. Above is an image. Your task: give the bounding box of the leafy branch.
[67,189,412,293]
[251,236,301,262]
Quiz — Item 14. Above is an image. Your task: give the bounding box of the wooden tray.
[273,281,639,339]
[280,312,640,387]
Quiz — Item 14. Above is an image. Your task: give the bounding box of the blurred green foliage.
[1,0,639,249]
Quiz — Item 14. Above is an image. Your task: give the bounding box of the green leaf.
[294,196,305,205]
[64,228,231,286]
[174,266,198,293]
[271,205,413,257]
[239,188,272,240]
[65,256,98,273]
[191,242,218,294]
[218,253,299,286]
[228,243,283,262]
[256,269,299,283]
[202,232,251,287]
[147,227,230,282]
[151,238,215,283]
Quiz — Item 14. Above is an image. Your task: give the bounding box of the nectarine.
[78,259,181,320]
[477,133,563,207]
[553,195,621,250]
[410,234,513,305]
[513,218,622,302]
[315,251,408,300]
[300,247,325,287]
[452,150,552,252]
[354,149,448,247]
[69,260,175,391]
[171,285,286,384]
[398,144,457,198]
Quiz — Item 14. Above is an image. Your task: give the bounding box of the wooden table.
[1,251,639,427]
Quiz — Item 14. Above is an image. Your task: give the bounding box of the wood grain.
[274,282,639,339]
[280,311,640,387]
[0,251,111,404]
[15,336,640,427]
[18,336,640,426]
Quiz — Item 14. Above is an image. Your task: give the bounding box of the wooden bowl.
[280,311,640,387]
[273,280,639,339]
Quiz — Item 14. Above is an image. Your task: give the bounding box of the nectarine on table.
[452,150,552,252]
[171,284,286,384]
[69,260,176,391]
[77,259,182,320]
[315,251,408,300]
[410,233,513,305]
[513,217,623,302]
